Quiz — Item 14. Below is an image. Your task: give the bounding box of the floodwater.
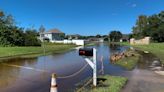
[0,43,163,92]
[0,43,128,92]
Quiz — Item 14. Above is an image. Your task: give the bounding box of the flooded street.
[0,43,128,92]
[0,43,164,92]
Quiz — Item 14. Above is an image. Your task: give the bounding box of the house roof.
[46,29,64,34]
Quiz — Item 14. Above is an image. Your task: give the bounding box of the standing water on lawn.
[0,43,129,92]
[1,43,163,92]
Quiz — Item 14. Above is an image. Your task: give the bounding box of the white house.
[40,29,65,42]
[39,29,85,45]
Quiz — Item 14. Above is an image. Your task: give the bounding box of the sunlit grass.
[119,42,164,64]
[81,75,127,92]
[132,43,164,64]
[0,43,76,58]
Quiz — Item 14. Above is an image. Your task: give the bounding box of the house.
[40,29,65,42]
[39,28,86,45]
[87,37,104,42]
[67,34,81,40]
[120,34,129,42]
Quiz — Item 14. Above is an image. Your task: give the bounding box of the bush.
[24,30,41,46]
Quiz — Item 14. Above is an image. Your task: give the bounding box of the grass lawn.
[0,43,76,58]
[133,43,164,63]
[119,42,164,64]
[85,42,98,47]
[110,42,129,46]
[132,43,164,64]
[80,75,127,92]
[118,42,130,46]
[115,55,139,70]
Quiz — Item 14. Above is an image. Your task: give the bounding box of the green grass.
[118,42,164,64]
[80,75,127,92]
[115,55,139,70]
[119,42,130,46]
[85,42,97,46]
[132,43,164,64]
[0,43,76,59]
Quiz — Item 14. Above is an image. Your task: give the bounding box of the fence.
[51,39,85,46]
[130,37,150,45]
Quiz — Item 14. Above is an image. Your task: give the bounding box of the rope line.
[2,63,88,79]
[57,63,88,79]
[2,62,89,79]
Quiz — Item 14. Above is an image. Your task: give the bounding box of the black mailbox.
[79,48,93,56]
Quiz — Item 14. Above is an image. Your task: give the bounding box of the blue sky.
[0,0,164,35]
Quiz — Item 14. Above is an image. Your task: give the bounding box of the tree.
[0,12,24,46]
[109,30,122,42]
[132,11,164,42]
[0,10,41,46]
[132,15,148,39]
[24,28,41,46]
[0,27,13,46]
[9,27,25,46]
[39,25,45,33]
[96,34,101,38]
[0,11,4,17]
[151,23,164,42]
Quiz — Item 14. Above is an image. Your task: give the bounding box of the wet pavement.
[122,51,164,92]
[122,69,164,92]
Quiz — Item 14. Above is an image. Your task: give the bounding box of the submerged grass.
[115,55,139,70]
[0,43,76,59]
[79,75,127,92]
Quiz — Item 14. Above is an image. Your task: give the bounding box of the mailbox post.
[93,48,97,86]
[79,48,97,86]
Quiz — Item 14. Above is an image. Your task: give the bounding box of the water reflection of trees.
[109,44,121,54]
[109,44,128,54]
[0,57,37,88]
[2,58,37,65]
